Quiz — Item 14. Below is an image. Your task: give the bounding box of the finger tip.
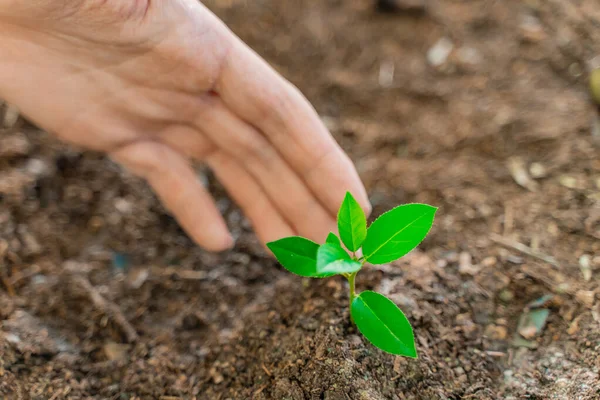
[363,201,373,218]
[221,234,236,250]
[221,232,235,251]
[197,231,235,252]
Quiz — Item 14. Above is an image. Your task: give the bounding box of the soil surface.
[1,0,600,399]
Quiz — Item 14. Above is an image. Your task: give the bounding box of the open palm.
[0,0,370,250]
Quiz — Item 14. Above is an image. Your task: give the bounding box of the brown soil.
[1,0,600,399]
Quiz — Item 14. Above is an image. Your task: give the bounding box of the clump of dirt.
[1,0,600,399]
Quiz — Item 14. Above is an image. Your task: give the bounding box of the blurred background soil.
[1,0,599,398]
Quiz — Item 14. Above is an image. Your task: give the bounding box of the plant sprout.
[267,192,437,358]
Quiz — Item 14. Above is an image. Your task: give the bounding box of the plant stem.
[348,271,357,324]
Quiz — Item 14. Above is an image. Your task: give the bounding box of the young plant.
[267,192,437,358]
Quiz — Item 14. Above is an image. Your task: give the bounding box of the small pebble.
[484,324,508,340]
[575,290,596,308]
[558,175,579,189]
[25,158,52,178]
[499,289,515,303]
[114,198,133,214]
[529,162,547,178]
[579,254,592,282]
[103,342,129,361]
[127,268,149,289]
[481,256,497,267]
[519,15,546,42]
[427,37,454,67]
[568,62,583,78]
[458,251,480,275]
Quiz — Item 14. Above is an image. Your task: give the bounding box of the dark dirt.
[1,0,600,399]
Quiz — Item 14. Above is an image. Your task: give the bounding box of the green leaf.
[326,232,341,246]
[362,204,437,264]
[267,237,334,278]
[316,243,362,275]
[337,192,367,252]
[351,291,417,357]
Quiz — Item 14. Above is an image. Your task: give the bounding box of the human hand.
[0,0,370,251]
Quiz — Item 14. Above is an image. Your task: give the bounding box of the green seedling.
[267,192,437,358]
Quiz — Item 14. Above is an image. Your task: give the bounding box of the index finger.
[213,28,371,217]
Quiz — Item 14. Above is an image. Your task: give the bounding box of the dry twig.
[490,233,560,268]
[71,275,138,342]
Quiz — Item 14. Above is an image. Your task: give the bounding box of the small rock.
[25,158,52,178]
[575,290,596,308]
[0,133,30,158]
[114,198,133,214]
[458,252,480,275]
[126,267,149,289]
[31,275,48,285]
[498,289,515,303]
[378,60,395,87]
[348,335,363,347]
[484,324,508,340]
[427,37,454,67]
[556,283,571,294]
[579,254,592,282]
[519,15,546,42]
[568,62,583,78]
[481,256,497,268]
[529,162,547,178]
[558,175,580,190]
[103,342,129,361]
